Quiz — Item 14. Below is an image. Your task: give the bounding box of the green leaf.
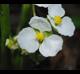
[71,16,80,29]
[17,4,32,33]
[0,4,11,50]
[0,4,11,67]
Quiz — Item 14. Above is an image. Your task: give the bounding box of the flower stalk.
[32,5,36,16]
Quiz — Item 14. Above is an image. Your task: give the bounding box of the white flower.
[17,27,63,57]
[29,16,52,32]
[17,16,63,57]
[47,4,75,37]
[34,4,52,8]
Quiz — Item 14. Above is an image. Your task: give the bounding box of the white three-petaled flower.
[17,16,63,57]
[47,4,75,37]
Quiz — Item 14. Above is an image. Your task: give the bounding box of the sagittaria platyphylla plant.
[6,4,75,58]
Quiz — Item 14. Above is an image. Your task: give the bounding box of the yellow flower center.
[54,16,62,25]
[36,32,45,42]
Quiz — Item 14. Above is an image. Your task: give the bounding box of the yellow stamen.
[36,32,44,42]
[54,16,62,25]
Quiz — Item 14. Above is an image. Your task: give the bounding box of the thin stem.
[32,5,36,16]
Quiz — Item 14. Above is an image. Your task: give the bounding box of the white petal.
[34,4,52,8]
[29,16,52,32]
[39,35,63,57]
[56,16,75,37]
[17,27,39,53]
[48,4,65,17]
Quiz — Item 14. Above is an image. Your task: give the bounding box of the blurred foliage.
[17,4,32,33]
[0,4,11,67]
[72,16,80,29]
[9,4,33,69]
[10,49,23,69]
[29,52,45,65]
[0,4,11,49]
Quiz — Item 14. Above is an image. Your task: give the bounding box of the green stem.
[32,4,36,16]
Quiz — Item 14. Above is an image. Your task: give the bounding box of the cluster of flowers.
[6,4,75,57]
